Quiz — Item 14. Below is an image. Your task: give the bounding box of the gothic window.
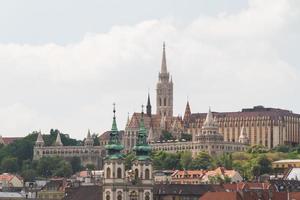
[106,167,111,179]
[164,98,167,106]
[145,169,150,180]
[117,191,122,200]
[129,191,138,200]
[134,169,139,179]
[106,191,111,200]
[145,192,150,200]
[117,168,122,178]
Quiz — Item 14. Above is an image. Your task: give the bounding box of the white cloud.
[0,0,299,138]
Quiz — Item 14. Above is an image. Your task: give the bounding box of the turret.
[35,131,44,147]
[54,132,63,146]
[84,129,94,147]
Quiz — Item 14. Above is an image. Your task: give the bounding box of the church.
[123,43,300,153]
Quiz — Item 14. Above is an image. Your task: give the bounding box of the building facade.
[103,105,153,200]
[33,130,104,169]
[123,44,300,152]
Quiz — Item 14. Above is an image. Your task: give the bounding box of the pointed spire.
[85,129,94,146]
[161,42,168,74]
[111,103,118,132]
[133,105,151,161]
[55,132,63,146]
[105,103,124,159]
[126,112,130,127]
[239,126,249,144]
[183,101,191,122]
[202,107,217,128]
[36,131,44,147]
[146,93,152,117]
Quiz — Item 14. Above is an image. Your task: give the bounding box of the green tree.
[85,163,96,171]
[70,157,82,173]
[21,169,37,182]
[1,157,18,173]
[54,161,72,177]
[191,152,213,170]
[160,131,174,141]
[257,155,272,175]
[180,151,193,170]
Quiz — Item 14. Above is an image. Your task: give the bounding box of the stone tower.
[156,43,173,117]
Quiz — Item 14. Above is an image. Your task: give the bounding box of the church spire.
[35,130,44,147]
[161,42,167,74]
[133,105,151,161]
[105,103,124,159]
[146,93,152,117]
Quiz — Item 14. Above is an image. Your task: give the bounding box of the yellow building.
[272,159,300,169]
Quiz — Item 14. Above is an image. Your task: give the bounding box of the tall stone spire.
[203,107,215,128]
[105,103,124,159]
[133,105,151,161]
[156,42,173,117]
[146,93,152,117]
[239,126,250,144]
[161,42,168,74]
[55,132,63,146]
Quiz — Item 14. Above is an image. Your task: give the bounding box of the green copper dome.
[133,108,152,161]
[105,104,124,160]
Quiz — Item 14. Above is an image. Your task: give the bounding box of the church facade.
[103,105,153,200]
[123,44,300,153]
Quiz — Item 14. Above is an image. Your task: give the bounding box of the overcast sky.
[0,0,299,139]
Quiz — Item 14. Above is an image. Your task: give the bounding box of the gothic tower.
[156,43,173,117]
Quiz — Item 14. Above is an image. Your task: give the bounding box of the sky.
[0,0,299,139]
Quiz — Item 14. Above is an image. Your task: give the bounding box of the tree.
[70,157,82,173]
[180,151,193,170]
[86,164,96,171]
[21,169,37,182]
[257,155,272,175]
[1,157,18,173]
[181,133,192,141]
[160,131,174,141]
[191,152,213,170]
[92,133,100,146]
[54,161,72,177]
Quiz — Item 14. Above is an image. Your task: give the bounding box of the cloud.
[0,0,299,138]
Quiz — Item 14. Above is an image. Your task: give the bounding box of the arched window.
[117,191,122,200]
[164,98,167,106]
[117,168,122,178]
[145,169,150,180]
[106,191,110,200]
[145,192,150,200]
[106,167,111,179]
[159,98,162,106]
[134,169,139,179]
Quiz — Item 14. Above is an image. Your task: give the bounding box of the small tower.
[132,105,153,200]
[156,42,173,117]
[35,131,45,147]
[103,104,125,200]
[146,93,152,117]
[183,101,191,128]
[239,126,250,144]
[54,132,63,146]
[84,129,94,147]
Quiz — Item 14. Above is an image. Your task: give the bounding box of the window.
[117,168,122,178]
[135,169,139,179]
[164,98,167,106]
[106,167,111,178]
[159,98,162,106]
[117,191,122,200]
[145,169,150,180]
[145,192,150,200]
